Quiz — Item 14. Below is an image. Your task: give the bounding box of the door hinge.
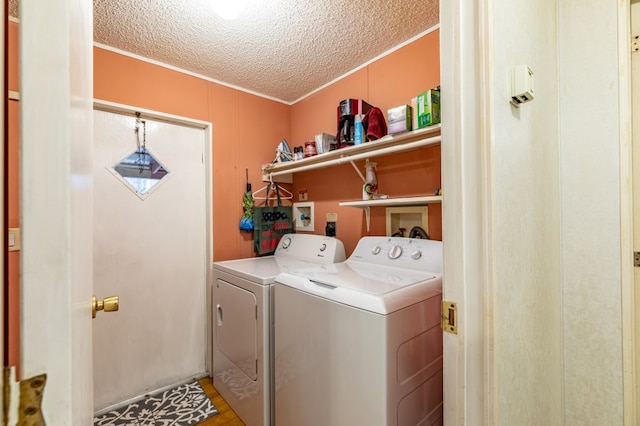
[3,367,47,425]
[635,251,640,267]
[441,301,458,334]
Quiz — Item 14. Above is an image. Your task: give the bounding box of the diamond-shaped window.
[112,148,170,199]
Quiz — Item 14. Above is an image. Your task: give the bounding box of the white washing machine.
[274,237,443,426]
[211,234,345,426]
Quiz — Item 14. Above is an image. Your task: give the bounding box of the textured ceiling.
[9,0,439,104]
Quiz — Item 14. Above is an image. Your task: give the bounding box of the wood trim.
[440,0,492,423]
[621,1,636,424]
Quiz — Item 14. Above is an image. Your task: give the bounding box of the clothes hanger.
[273,183,293,200]
[252,176,293,200]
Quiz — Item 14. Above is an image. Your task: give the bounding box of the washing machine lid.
[212,234,347,284]
[276,262,441,315]
[213,256,280,284]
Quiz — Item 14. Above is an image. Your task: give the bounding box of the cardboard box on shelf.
[387,104,412,134]
[411,97,418,130]
[416,88,441,128]
[314,133,336,154]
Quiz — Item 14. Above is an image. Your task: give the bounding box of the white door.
[18,0,94,424]
[92,108,208,410]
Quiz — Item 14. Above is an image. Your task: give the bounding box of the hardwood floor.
[197,376,246,426]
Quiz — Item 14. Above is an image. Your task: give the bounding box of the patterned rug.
[94,381,218,426]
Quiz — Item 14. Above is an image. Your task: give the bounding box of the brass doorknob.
[92,295,119,318]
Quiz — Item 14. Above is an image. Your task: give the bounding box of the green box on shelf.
[416,88,441,128]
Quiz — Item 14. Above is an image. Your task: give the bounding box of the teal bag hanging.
[239,189,254,231]
[253,182,293,255]
[239,169,254,231]
[240,216,254,231]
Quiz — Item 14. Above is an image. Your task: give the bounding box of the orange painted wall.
[95,30,440,259]
[8,26,440,369]
[289,29,441,254]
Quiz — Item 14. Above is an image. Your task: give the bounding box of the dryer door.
[215,279,258,380]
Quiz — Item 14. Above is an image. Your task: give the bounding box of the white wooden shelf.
[262,124,441,180]
[339,195,442,231]
[261,124,442,231]
[338,195,442,208]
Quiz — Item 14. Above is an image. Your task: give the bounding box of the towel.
[363,107,387,141]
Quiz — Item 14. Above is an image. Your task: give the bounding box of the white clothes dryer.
[211,234,345,426]
[274,237,443,426]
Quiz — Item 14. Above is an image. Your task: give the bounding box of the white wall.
[488,0,626,423]
[489,0,564,423]
[443,0,627,423]
[558,2,624,424]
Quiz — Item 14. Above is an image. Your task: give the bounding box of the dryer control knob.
[372,246,381,255]
[411,250,422,260]
[281,237,292,249]
[319,243,326,252]
[388,245,403,259]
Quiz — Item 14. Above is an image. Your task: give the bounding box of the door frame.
[622,0,637,424]
[19,0,94,424]
[1,0,5,419]
[440,0,495,423]
[93,99,215,375]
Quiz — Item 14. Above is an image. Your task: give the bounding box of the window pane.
[113,148,169,195]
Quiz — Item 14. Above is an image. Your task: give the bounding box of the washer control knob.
[281,237,292,249]
[411,250,422,260]
[388,245,403,259]
[372,246,381,255]
[319,243,326,252]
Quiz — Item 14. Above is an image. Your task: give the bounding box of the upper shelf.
[338,195,442,208]
[262,124,442,179]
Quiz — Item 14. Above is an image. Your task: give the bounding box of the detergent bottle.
[362,160,378,200]
[354,114,365,145]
